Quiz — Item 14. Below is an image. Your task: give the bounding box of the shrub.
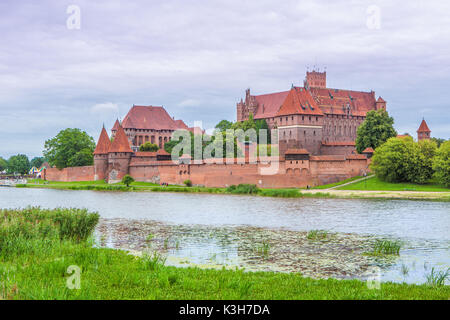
[121,174,135,187]
[226,184,259,194]
[183,179,192,187]
[433,141,450,187]
[371,137,437,184]
[139,142,159,152]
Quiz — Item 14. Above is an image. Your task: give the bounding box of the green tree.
[139,142,159,152]
[44,128,95,169]
[411,139,437,184]
[433,140,450,187]
[121,174,134,187]
[370,137,414,182]
[215,120,233,132]
[0,157,8,172]
[355,110,397,153]
[30,157,45,168]
[7,154,30,174]
[431,137,446,148]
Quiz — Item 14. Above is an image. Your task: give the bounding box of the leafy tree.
[183,179,192,187]
[44,128,96,169]
[371,137,437,184]
[431,137,446,148]
[7,154,30,174]
[371,137,413,182]
[433,140,450,187]
[30,157,45,168]
[356,110,397,153]
[164,138,181,155]
[412,139,437,184]
[139,142,159,152]
[121,174,134,187]
[215,120,233,132]
[0,157,8,172]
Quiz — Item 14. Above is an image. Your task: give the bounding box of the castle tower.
[376,97,386,110]
[304,70,326,89]
[107,123,133,183]
[93,126,112,181]
[417,119,431,141]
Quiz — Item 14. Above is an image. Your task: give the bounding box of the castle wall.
[45,166,94,182]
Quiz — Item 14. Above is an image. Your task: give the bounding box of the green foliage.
[430,137,446,148]
[365,240,401,256]
[183,179,192,187]
[226,184,259,194]
[0,157,9,171]
[139,142,159,152]
[371,137,437,184]
[44,128,95,169]
[426,267,450,287]
[433,141,450,187]
[215,120,233,132]
[307,230,328,240]
[121,174,135,187]
[355,110,397,153]
[6,154,30,174]
[30,157,45,169]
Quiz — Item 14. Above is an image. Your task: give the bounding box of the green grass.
[364,240,402,256]
[307,230,329,240]
[0,207,448,300]
[312,175,367,189]
[338,177,449,192]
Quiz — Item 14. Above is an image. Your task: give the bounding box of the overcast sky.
[0,0,449,158]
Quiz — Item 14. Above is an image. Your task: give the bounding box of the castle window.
[309,116,311,121]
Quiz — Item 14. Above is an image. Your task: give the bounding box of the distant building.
[417,119,431,141]
[237,70,386,155]
[111,105,197,151]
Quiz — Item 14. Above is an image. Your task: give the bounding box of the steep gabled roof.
[276,87,323,117]
[121,105,178,130]
[253,90,290,119]
[109,124,132,153]
[112,119,121,131]
[174,119,189,130]
[93,127,112,155]
[417,119,431,132]
[285,148,309,154]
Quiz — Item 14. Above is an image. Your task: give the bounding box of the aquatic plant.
[307,230,328,240]
[426,267,450,287]
[255,241,270,259]
[141,251,167,271]
[365,239,401,256]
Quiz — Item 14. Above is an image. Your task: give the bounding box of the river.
[1,187,449,284]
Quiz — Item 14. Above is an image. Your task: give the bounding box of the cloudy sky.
[0,0,449,158]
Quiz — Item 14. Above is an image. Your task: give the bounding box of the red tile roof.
[174,119,189,130]
[134,152,157,157]
[377,97,386,103]
[156,149,170,156]
[122,105,178,130]
[253,90,290,119]
[276,87,323,117]
[322,141,356,146]
[346,154,367,160]
[93,127,111,155]
[362,147,374,153]
[310,155,346,161]
[109,124,133,153]
[397,134,410,139]
[112,119,121,131]
[285,148,309,154]
[417,119,431,132]
[309,87,376,116]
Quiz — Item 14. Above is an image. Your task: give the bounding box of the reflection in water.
[1,187,449,284]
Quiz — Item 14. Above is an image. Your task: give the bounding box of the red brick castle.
[237,70,386,155]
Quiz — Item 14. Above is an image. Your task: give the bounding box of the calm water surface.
[1,187,449,284]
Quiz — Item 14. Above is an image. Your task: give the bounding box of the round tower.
[93,126,111,181]
[107,123,133,183]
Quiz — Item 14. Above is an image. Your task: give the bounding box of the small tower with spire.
[417,118,431,141]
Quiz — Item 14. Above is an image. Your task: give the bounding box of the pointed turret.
[93,127,111,155]
[417,119,431,141]
[109,124,133,153]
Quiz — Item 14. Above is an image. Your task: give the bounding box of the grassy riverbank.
[1,207,448,300]
[337,177,449,192]
[18,179,450,201]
